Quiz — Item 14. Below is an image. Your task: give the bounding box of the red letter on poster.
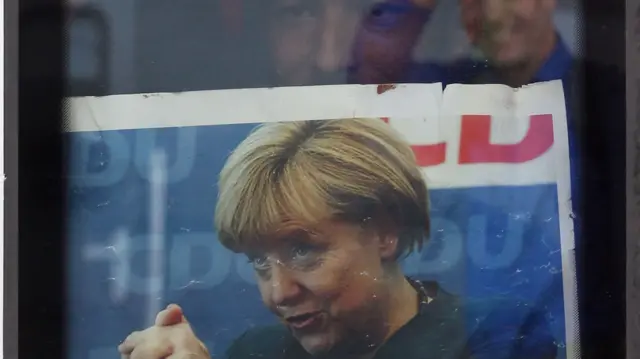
[381,118,446,167]
[412,144,447,167]
[458,114,554,164]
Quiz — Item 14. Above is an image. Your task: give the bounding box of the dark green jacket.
[225,282,557,359]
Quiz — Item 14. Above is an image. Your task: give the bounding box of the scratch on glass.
[147,149,167,326]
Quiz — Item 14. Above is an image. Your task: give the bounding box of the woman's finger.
[156,304,185,327]
[129,341,174,359]
[118,331,141,355]
[165,351,203,359]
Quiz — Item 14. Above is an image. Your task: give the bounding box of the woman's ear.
[378,232,400,260]
[362,213,400,260]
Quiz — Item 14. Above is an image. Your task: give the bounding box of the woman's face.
[267,0,431,86]
[268,0,363,86]
[349,0,432,84]
[246,220,397,355]
[461,0,556,66]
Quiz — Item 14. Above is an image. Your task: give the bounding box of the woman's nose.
[315,4,354,73]
[316,24,344,72]
[268,264,303,306]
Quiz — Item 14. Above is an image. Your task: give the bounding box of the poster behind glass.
[65,1,583,359]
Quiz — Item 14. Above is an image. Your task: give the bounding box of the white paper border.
[65,81,579,357]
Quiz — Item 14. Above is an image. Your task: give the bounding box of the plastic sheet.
[64,82,577,359]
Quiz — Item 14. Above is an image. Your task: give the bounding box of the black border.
[578,0,627,357]
[17,0,68,358]
[11,0,629,358]
[5,0,19,357]
[626,0,640,356]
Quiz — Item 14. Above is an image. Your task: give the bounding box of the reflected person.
[119,118,556,359]
[264,0,435,86]
[261,0,573,88]
[348,0,573,88]
[455,0,573,87]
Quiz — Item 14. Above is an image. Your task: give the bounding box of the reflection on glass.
[66,6,108,96]
[65,1,585,359]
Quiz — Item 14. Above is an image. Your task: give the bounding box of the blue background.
[65,123,567,359]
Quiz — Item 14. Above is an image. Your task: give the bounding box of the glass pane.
[63,1,606,359]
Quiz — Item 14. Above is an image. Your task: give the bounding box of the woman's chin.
[296,332,336,356]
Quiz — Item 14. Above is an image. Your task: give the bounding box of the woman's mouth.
[286,312,323,330]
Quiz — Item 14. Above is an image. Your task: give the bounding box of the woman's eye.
[292,245,311,258]
[277,4,315,20]
[369,4,387,17]
[366,2,411,29]
[249,256,269,269]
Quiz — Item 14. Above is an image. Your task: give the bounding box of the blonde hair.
[214,118,430,257]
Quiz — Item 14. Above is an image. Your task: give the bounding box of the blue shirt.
[407,36,578,212]
[404,29,577,359]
